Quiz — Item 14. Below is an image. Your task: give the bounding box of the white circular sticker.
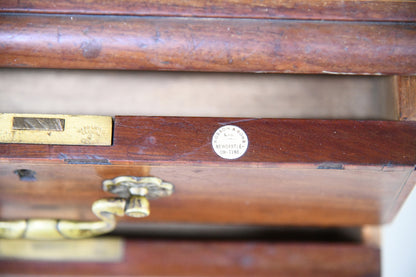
[212,125,249,159]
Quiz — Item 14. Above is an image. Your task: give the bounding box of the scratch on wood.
[219,118,260,126]
[174,142,211,160]
[59,153,110,164]
[56,26,62,43]
[64,158,111,165]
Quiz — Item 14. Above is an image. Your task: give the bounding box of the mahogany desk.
[0,0,416,276]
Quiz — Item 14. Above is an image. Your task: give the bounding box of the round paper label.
[212,125,248,159]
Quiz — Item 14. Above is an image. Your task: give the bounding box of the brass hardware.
[0,113,112,145]
[0,176,174,240]
[103,176,174,199]
[0,237,124,262]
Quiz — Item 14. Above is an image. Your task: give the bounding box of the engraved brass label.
[0,238,124,262]
[13,117,65,131]
[0,113,112,145]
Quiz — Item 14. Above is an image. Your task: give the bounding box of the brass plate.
[0,237,124,262]
[0,113,112,145]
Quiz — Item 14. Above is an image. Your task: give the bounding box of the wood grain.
[1,117,416,226]
[383,168,416,223]
[1,117,416,166]
[1,0,415,22]
[0,161,412,226]
[0,240,380,276]
[1,14,415,74]
[394,76,416,121]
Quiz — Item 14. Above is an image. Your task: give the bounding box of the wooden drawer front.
[0,240,380,277]
[1,116,415,226]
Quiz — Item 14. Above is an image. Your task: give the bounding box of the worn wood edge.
[0,0,415,22]
[383,168,416,223]
[0,159,409,171]
[394,76,416,121]
[1,14,415,75]
[0,240,380,276]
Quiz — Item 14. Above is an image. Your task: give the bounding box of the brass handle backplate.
[0,176,174,240]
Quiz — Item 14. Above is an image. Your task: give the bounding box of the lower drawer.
[0,231,380,277]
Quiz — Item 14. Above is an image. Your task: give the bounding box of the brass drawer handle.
[0,177,173,240]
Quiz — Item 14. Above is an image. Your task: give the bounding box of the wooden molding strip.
[1,14,415,74]
[1,117,416,166]
[1,0,415,22]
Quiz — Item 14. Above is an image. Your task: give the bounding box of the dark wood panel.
[1,14,415,74]
[1,0,415,22]
[1,117,416,166]
[0,240,380,276]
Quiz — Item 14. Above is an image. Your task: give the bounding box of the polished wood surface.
[0,239,380,276]
[1,117,415,226]
[394,76,416,121]
[1,0,414,22]
[1,117,416,165]
[1,14,415,74]
[0,162,413,226]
